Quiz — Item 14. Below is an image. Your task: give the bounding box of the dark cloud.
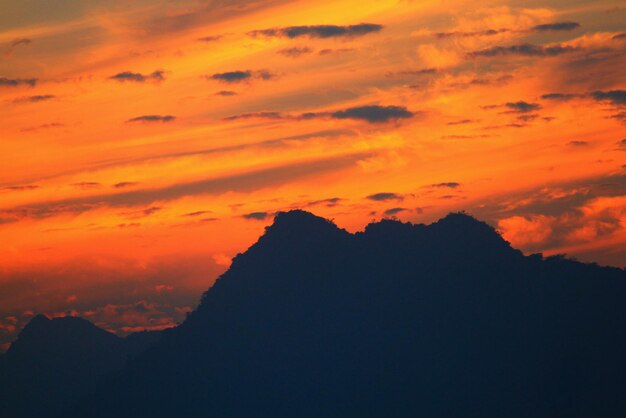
[619,139,626,148]
[0,77,37,87]
[447,119,475,125]
[3,185,38,191]
[431,182,461,188]
[242,212,270,221]
[113,182,139,189]
[208,70,275,83]
[182,210,212,217]
[13,94,56,103]
[127,115,176,123]
[367,192,403,201]
[504,101,542,113]
[223,111,284,121]
[318,48,354,55]
[20,123,63,132]
[541,93,578,101]
[469,43,577,58]
[330,105,414,123]
[613,33,626,40]
[517,114,540,122]
[568,140,589,147]
[121,206,162,219]
[197,35,223,42]
[109,70,165,83]
[306,197,343,207]
[248,23,383,39]
[278,46,313,58]
[434,28,509,38]
[532,22,580,31]
[224,105,414,124]
[215,90,237,96]
[611,112,626,124]
[590,90,626,106]
[384,207,406,216]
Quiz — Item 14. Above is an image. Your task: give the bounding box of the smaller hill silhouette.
[0,315,160,418]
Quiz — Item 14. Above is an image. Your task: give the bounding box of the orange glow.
[1,0,624,345]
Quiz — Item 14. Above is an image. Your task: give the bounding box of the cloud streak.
[109,70,165,83]
[208,70,275,83]
[469,43,577,58]
[248,23,383,39]
[0,77,37,87]
[126,115,176,123]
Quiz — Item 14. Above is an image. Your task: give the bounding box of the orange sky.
[1,0,625,349]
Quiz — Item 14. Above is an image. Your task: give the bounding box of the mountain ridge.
[2,210,625,418]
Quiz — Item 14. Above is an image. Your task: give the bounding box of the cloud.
[215,90,237,96]
[0,153,370,221]
[0,77,37,87]
[182,210,213,217]
[242,212,270,220]
[113,182,139,189]
[278,46,313,58]
[590,90,626,106]
[248,23,383,39]
[568,140,589,147]
[197,35,223,42]
[330,105,414,123]
[72,182,101,189]
[223,111,284,121]
[3,38,31,56]
[208,70,275,83]
[318,48,354,55]
[127,115,176,123]
[541,93,579,101]
[224,105,415,124]
[532,22,580,32]
[612,112,626,124]
[367,192,403,201]
[447,119,476,125]
[613,33,626,40]
[504,101,542,113]
[3,185,38,191]
[120,206,162,219]
[306,197,343,207]
[20,123,63,132]
[109,70,165,83]
[384,207,406,216]
[434,28,509,38]
[469,43,577,58]
[431,182,461,188]
[13,94,56,104]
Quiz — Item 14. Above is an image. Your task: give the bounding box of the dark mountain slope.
[0,315,160,418]
[64,210,626,418]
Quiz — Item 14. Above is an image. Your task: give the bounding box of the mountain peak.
[7,315,121,358]
[259,210,348,245]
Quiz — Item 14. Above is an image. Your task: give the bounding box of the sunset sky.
[1,0,625,349]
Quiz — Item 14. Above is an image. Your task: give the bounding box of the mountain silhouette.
[3,210,626,418]
[0,315,160,418]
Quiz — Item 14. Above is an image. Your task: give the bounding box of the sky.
[1,0,625,350]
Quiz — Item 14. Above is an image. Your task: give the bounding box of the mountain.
[0,315,160,418]
[4,210,626,418]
